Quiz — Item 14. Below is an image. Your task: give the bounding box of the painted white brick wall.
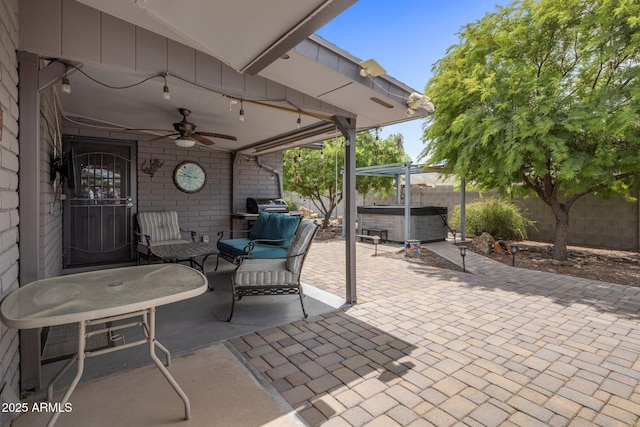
[40,88,64,279]
[0,0,21,403]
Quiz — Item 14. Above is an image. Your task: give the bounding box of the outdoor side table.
[0,264,207,427]
[150,242,218,274]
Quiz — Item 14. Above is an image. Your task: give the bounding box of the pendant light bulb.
[162,74,170,100]
[296,112,302,129]
[61,77,71,94]
[239,101,245,122]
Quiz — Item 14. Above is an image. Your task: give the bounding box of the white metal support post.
[404,162,411,241]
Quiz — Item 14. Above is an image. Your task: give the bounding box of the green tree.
[422,0,640,261]
[284,131,408,228]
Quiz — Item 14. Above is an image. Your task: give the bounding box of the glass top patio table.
[1,263,207,329]
[0,264,207,426]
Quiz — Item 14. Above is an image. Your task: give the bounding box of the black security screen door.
[63,137,136,268]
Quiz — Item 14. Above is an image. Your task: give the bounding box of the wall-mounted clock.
[173,161,206,193]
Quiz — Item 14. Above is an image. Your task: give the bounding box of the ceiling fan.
[151,108,237,147]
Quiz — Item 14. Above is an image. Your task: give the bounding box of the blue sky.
[316,0,511,162]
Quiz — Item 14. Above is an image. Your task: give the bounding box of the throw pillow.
[249,212,272,240]
[262,214,300,246]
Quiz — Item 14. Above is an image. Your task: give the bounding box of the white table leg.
[147,307,191,420]
[46,320,87,427]
[141,313,171,367]
[46,356,76,401]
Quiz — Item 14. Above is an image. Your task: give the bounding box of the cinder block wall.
[0,0,21,404]
[375,185,639,251]
[520,193,639,250]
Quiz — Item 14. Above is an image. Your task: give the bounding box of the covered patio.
[3,0,436,418]
[11,239,640,426]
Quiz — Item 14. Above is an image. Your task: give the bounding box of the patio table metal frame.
[0,264,207,427]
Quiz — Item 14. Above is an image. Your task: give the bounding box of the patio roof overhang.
[74,0,358,76]
[19,1,428,155]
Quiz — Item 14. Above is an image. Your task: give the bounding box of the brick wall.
[136,140,234,237]
[0,0,21,405]
[235,154,283,210]
[62,121,283,241]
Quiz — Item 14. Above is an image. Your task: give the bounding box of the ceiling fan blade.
[191,134,215,146]
[150,133,178,142]
[196,131,237,141]
[126,128,174,132]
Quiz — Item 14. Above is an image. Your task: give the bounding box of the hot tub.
[357,205,448,243]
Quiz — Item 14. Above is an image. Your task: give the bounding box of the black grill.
[246,198,289,214]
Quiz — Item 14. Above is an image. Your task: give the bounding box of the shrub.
[449,197,534,240]
[284,198,297,212]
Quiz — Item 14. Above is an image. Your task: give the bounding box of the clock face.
[173,161,206,193]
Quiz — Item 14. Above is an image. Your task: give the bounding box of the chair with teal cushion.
[227,219,319,321]
[215,213,301,269]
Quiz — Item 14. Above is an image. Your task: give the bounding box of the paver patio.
[230,239,640,426]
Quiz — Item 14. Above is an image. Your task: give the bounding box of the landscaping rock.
[472,232,495,254]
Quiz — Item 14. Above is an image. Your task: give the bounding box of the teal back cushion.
[249,212,272,240]
[261,214,300,246]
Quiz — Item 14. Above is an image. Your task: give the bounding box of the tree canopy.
[422,0,640,260]
[284,131,408,228]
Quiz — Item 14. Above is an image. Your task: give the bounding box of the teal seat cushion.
[217,238,252,258]
[261,214,300,246]
[248,244,288,258]
[217,238,288,259]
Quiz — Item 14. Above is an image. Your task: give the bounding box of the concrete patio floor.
[12,238,640,426]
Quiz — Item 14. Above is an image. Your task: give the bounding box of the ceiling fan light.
[174,137,195,148]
